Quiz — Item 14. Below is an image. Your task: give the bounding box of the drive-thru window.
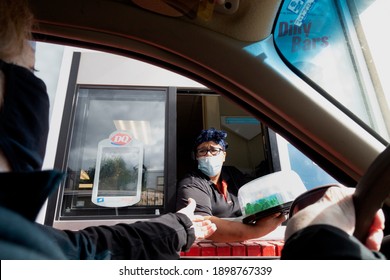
[37,48,337,230]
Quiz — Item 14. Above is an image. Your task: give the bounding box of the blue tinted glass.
[274,0,390,137]
[288,143,338,189]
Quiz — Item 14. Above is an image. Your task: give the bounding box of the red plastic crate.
[268,240,284,256]
[184,243,201,256]
[228,242,246,256]
[243,241,261,256]
[213,243,231,256]
[198,242,217,256]
[256,241,276,256]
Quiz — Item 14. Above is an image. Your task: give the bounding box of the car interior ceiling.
[30,0,282,42]
[28,0,390,257]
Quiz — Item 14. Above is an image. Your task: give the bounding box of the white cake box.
[238,170,307,224]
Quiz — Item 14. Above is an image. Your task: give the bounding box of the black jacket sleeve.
[281,224,386,260]
[41,213,195,260]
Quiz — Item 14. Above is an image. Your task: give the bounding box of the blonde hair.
[0,0,34,60]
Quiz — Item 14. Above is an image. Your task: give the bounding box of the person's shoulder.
[179,170,206,182]
[177,170,210,189]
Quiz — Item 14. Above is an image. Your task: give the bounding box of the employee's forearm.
[205,216,258,242]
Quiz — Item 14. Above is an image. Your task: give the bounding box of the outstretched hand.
[177,198,217,240]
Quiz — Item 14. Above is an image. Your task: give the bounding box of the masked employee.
[176,128,286,242]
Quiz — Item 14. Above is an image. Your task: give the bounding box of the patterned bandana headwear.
[194,128,228,151]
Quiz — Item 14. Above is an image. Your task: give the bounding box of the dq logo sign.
[110,132,132,145]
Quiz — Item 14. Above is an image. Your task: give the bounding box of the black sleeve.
[281,224,386,260]
[41,213,195,260]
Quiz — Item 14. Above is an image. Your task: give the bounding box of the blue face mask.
[197,153,224,177]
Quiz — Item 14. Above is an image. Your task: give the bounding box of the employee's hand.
[251,212,287,237]
[177,198,217,240]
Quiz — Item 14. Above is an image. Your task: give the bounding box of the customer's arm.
[40,199,215,260]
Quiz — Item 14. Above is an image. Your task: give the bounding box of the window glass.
[60,87,167,218]
[274,0,390,141]
[288,143,337,188]
[34,42,340,224]
[273,133,338,189]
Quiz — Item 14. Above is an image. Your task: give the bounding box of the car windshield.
[274,0,390,142]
